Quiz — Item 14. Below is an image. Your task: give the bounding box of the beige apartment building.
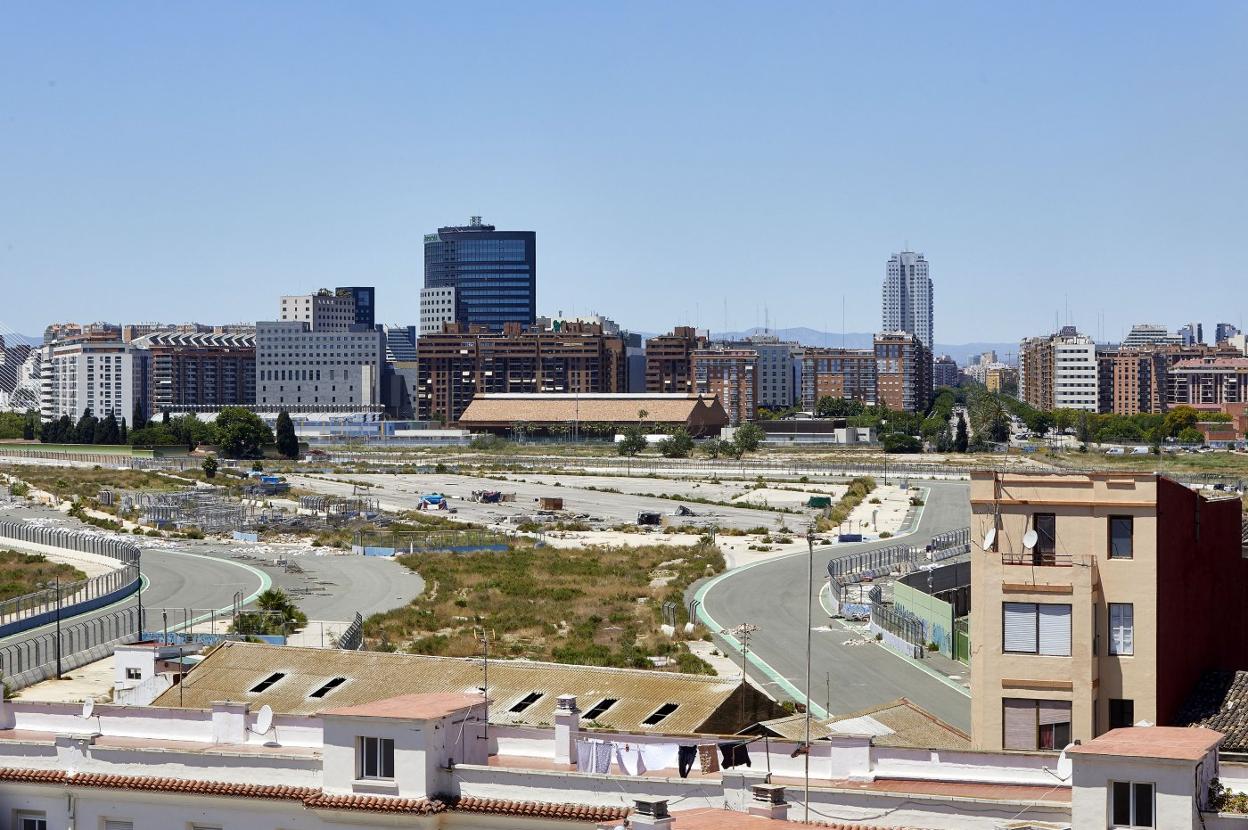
[969,470,1246,752]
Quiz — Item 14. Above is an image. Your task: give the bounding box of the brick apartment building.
[644,327,708,394]
[690,347,758,425]
[800,348,877,411]
[970,470,1247,752]
[416,322,626,423]
[1167,356,1248,407]
[129,331,256,419]
[874,331,932,412]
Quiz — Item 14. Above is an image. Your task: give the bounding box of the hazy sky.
[2,3,1246,343]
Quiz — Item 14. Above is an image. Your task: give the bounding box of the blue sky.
[2,2,1246,343]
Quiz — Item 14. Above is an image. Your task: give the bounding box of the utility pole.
[476,627,492,748]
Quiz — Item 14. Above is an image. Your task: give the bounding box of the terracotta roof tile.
[450,796,629,822]
[0,768,629,823]
[321,692,485,721]
[67,773,316,800]
[1067,726,1221,762]
[304,793,446,814]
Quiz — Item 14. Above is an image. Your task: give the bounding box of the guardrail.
[0,606,139,689]
[0,519,143,686]
[336,612,364,650]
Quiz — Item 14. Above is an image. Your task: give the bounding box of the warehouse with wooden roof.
[456,393,730,436]
[153,642,785,735]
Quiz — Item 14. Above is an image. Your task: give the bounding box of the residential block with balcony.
[969,471,1246,752]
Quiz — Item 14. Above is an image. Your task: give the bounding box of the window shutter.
[1003,603,1038,653]
[1003,699,1035,750]
[1037,605,1072,656]
[1037,700,1071,726]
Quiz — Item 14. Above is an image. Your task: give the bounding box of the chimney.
[553,694,580,765]
[749,783,790,821]
[630,799,674,829]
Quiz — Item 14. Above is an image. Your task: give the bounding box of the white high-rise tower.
[882,251,933,349]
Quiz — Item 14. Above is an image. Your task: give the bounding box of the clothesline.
[574,738,753,778]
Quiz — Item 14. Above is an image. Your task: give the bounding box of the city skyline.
[2,3,1246,340]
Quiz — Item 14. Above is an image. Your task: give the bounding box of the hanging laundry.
[718,741,752,768]
[639,743,680,774]
[615,743,644,776]
[576,739,593,773]
[676,745,698,778]
[593,739,613,774]
[698,744,720,774]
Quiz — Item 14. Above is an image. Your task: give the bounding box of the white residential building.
[280,292,357,332]
[882,250,933,349]
[1053,332,1099,411]
[420,286,457,334]
[38,338,135,422]
[0,685,1235,830]
[1122,323,1182,348]
[256,321,382,409]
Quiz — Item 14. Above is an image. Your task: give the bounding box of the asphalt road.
[0,503,424,641]
[696,480,973,730]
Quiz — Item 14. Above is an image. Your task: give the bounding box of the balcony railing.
[1001,549,1073,567]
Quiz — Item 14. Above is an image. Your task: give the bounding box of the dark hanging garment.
[718,741,752,768]
[677,745,698,778]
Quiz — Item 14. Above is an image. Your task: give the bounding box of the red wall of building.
[1155,477,1248,724]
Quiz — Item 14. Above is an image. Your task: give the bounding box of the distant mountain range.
[635,327,1016,365]
[0,333,41,348]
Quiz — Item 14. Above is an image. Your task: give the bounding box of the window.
[1002,698,1072,751]
[581,698,618,721]
[15,814,46,830]
[1110,698,1135,730]
[642,703,679,726]
[1002,603,1071,656]
[509,691,544,714]
[104,821,134,830]
[357,736,395,780]
[125,667,142,680]
[249,672,286,693]
[1109,603,1134,656]
[308,677,347,699]
[1109,516,1134,559]
[1033,513,1056,562]
[1111,780,1154,827]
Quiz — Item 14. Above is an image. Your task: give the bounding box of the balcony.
[1001,549,1073,567]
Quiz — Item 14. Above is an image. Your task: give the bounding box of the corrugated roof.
[825,699,970,750]
[458,394,729,426]
[152,642,762,735]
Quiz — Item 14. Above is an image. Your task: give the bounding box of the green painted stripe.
[151,548,272,632]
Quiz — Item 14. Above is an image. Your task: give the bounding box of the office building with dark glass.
[422,217,536,333]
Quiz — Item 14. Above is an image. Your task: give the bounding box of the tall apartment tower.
[422,217,536,334]
[882,251,934,349]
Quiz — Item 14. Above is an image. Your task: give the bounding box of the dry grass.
[364,540,723,673]
[0,550,87,601]
[3,465,196,503]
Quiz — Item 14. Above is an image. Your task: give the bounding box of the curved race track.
[696,480,972,729]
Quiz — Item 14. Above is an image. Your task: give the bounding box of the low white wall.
[871,745,1063,786]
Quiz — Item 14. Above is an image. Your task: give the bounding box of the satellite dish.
[255,704,274,735]
[1055,742,1075,780]
[1023,529,1039,549]
[982,528,997,550]
[81,699,95,719]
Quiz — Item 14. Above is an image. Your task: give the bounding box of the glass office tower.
[423,217,536,333]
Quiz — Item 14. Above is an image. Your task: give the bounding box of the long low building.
[152,641,784,735]
[456,393,730,437]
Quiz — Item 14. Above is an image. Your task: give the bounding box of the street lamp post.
[880,419,889,486]
[804,526,816,823]
[719,622,758,725]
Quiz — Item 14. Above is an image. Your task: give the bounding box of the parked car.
[1105,447,1125,456]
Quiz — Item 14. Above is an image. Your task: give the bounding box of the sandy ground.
[16,654,115,703]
